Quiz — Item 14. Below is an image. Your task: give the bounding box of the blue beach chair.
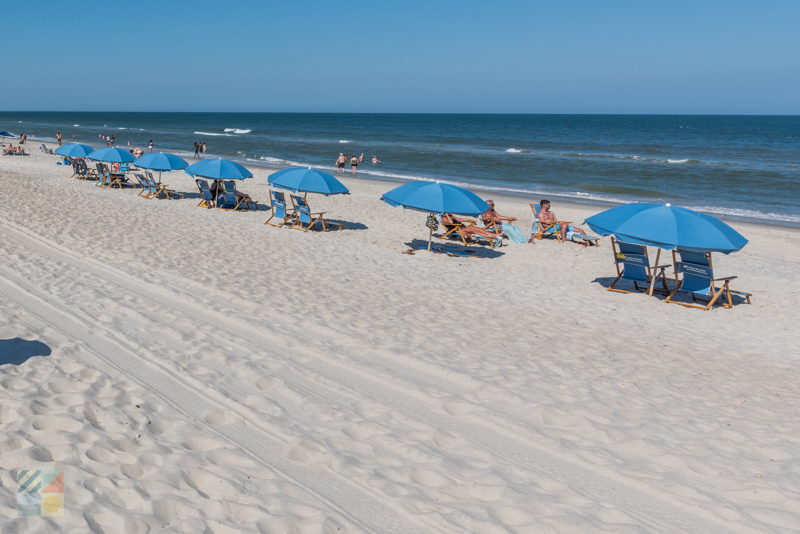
[665,249,751,310]
[264,190,294,227]
[95,163,112,187]
[144,172,182,199]
[289,195,341,232]
[608,238,669,295]
[196,179,214,207]
[215,182,244,211]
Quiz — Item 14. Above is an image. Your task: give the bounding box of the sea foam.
[224,128,253,134]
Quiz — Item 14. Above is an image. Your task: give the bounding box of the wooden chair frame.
[665,250,752,310]
[608,237,670,296]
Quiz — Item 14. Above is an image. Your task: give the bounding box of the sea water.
[3,112,799,224]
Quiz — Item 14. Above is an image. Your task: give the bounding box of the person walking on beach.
[335,153,347,174]
[55,132,62,146]
[193,142,200,159]
[148,140,154,151]
[201,142,207,154]
[349,154,359,175]
[19,132,26,145]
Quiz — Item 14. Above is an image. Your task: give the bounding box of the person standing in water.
[371,155,380,164]
[148,140,154,151]
[193,142,200,159]
[335,153,347,174]
[55,132,63,146]
[349,154,359,175]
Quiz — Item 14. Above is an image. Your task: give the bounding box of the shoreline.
[27,134,800,229]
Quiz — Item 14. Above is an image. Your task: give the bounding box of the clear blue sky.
[5,0,799,114]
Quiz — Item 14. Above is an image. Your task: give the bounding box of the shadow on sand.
[405,239,505,259]
[0,338,53,366]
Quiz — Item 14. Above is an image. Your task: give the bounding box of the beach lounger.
[665,249,751,310]
[289,195,341,231]
[222,180,253,210]
[529,203,563,242]
[196,179,215,208]
[608,237,670,295]
[435,215,498,248]
[133,174,151,196]
[264,190,295,227]
[95,164,113,187]
[216,186,244,211]
[145,173,183,199]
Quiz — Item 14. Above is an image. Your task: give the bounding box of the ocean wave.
[194,131,235,137]
[564,152,702,165]
[73,124,80,127]
[224,128,253,134]
[505,148,529,154]
[338,139,353,144]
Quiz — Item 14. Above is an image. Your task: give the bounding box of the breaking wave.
[224,128,252,134]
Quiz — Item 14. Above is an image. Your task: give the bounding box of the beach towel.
[500,223,528,244]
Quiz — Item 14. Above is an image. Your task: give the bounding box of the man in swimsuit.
[335,153,346,174]
[349,154,359,175]
[481,199,517,230]
[537,199,593,244]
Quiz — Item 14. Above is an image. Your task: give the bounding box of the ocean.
[3,112,799,224]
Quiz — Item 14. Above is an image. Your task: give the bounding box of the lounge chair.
[215,186,244,211]
[145,173,183,199]
[196,179,215,208]
[264,190,295,227]
[529,203,562,242]
[665,249,751,310]
[222,180,254,210]
[95,163,113,187]
[436,215,498,248]
[133,174,151,196]
[289,195,341,231]
[607,237,670,295]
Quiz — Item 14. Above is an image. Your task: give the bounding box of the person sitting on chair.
[537,199,595,245]
[481,199,517,230]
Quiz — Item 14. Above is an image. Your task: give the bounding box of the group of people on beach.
[193,142,208,158]
[335,152,380,175]
[444,199,595,246]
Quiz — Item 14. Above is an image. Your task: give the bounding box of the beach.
[1,145,800,533]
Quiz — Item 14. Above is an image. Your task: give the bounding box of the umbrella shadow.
[406,239,505,258]
[592,276,673,299]
[0,337,52,366]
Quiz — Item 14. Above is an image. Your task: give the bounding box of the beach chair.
[264,190,295,227]
[215,185,244,211]
[133,174,151,196]
[665,249,751,310]
[608,237,670,295]
[529,203,563,242]
[196,179,215,208]
[289,195,341,231]
[222,180,253,210]
[95,163,113,187]
[145,173,183,199]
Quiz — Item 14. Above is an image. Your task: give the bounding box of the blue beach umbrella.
[268,167,349,195]
[184,158,252,180]
[54,143,95,158]
[87,146,135,163]
[134,152,188,171]
[381,180,490,250]
[585,202,748,254]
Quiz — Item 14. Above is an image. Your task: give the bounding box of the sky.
[3,0,799,114]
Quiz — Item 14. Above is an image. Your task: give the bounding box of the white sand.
[1,145,799,533]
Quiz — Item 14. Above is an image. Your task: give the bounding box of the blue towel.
[500,223,528,244]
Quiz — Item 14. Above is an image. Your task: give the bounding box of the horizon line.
[2,110,799,117]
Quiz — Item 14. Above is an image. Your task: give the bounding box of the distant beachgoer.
[201,142,207,154]
[133,147,144,158]
[55,132,62,146]
[19,132,26,145]
[148,140,154,151]
[335,153,347,174]
[193,142,200,158]
[371,155,380,164]
[359,153,364,163]
[110,135,116,146]
[349,154,359,175]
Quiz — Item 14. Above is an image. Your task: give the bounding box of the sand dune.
[1,146,799,533]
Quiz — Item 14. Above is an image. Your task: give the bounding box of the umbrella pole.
[427,225,433,252]
[649,248,661,296]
